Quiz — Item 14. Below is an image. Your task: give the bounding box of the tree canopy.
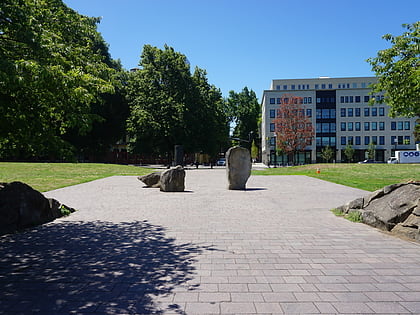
[367,22,420,118]
[272,94,314,163]
[126,45,228,159]
[227,87,260,148]
[0,0,120,159]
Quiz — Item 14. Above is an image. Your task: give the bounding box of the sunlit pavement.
[1,169,419,314]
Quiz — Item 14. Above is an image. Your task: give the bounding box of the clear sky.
[63,0,419,101]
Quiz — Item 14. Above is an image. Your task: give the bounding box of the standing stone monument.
[226,146,251,190]
[160,165,185,192]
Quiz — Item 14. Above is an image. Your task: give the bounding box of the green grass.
[253,163,420,191]
[0,163,152,192]
[330,208,362,222]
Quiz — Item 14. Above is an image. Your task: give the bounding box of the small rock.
[160,166,185,192]
[138,172,161,188]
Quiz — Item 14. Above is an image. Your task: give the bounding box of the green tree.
[251,140,258,161]
[321,145,334,163]
[367,22,420,118]
[126,45,228,160]
[343,144,355,163]
[227,87,260,149]
[367,142,376,160]
[0,0,117,159]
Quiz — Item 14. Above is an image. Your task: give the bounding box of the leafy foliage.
[0,0,119,159]
[126,45,228,158]
[321,145,334,163]
[367,22,420,118]
[227,87,260,148]
[272,94,314,163]
[343,144,355,162]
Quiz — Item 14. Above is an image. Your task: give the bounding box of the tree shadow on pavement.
[0,220,214,314]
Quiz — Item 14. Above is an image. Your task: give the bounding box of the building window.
[322,109,331,119]
[277,98,281,104]
[283,85,287,90]
[322,123,330,133]
[270,109,276,118]
[391,121,396,130]
[331,123,336,132]
[270,137,276,146]
[340,108,346,117]
[379,107,385,116]
[365,136,370,145]
[352,83,357,88]
[379,136,385,145]
[404,121,410,130]
[341,137,346,145]
[270,98,275,104]
[341,122,346,131]
[345,96,349,103]
[291,85,295,90]
[372,136,377,145]
[270,123,275,132]
[355,108,361,117]
[348,108,353,117]
[355,136,361,145]
[364,108,370,116]
[328,84,332,89]
[398,136,404,145]
[379,121,385,130]
[340,96,344,103]
[391,136,397,146]
[404,136,411,145]
[398,121,403,130]
[306,109,312,117]
[355,96,361,103]
[355,122,361,131]
[348,136,353,145]
[361,82,366,88]
[276,85,280,90]
[364,122,370,131]
[315,84,319,89]
[364,95,370,102]
[349,96,354,103]
[308,97,312,103]
[321,84,326,89]
[348,122,353,131]
[372,107,377,116]
[372,122,377,130]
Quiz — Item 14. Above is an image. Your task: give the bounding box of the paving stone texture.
[1,169,420,314]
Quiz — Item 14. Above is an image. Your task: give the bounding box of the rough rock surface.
[160,166,185,192]
[138,172,161,188]
[337,182,420,241]
[0,182,74,235]
[226,146,251,190]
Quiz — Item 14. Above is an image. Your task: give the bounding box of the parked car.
[216,158,226,166]
[358,159,376,164]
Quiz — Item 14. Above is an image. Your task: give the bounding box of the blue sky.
[64,0,419,101]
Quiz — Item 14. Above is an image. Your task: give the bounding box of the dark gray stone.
[138,172,161,188]
[0,182,70,235]
[226,146,251,190]
[160,166,185,192]
[362,184,419,231]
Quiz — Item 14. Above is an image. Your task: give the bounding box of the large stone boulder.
[138,172,161,188]
[226,146,251,190]
[0,182,74,235]
[337,182,420,241]
[160,165,185,192]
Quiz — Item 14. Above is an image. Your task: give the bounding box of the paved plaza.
[1,169,420,314]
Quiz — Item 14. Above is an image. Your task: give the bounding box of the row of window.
[341,135,411,146]
[271,120,412,133]
[269,97,313,105]
[339,121,412,132]
[340,107,385,117]
[274,82,370,91]
[269,135,412,147]
[269,109,312,118]
[340,95,383,104]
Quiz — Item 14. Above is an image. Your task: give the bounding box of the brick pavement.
[1,169,419,314]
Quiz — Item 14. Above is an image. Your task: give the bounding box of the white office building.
[261,77,417,165]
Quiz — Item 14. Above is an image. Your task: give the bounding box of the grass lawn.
[0,163,152,192]
[253,163,420,191]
